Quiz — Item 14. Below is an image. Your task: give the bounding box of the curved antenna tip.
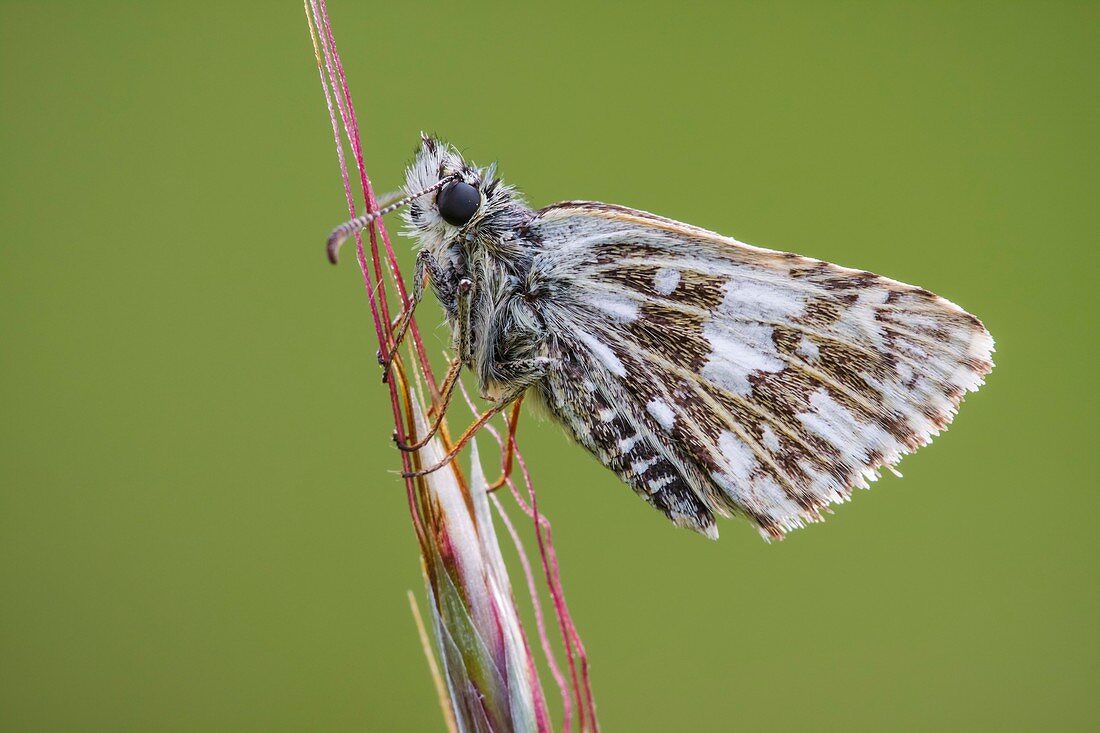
[326,232,343,265]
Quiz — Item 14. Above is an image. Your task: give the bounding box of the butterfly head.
[402,134,529,258]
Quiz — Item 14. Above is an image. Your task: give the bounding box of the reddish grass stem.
[305,2,597,729]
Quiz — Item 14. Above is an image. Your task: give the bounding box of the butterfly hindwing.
[527,201,994,539]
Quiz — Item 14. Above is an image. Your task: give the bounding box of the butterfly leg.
[400,398,513,478]
[402,274,550,478]
[400,360,546,480]
[379,250,449,381]
[393,355,463,452]
[487,397,524,491]
[400,359,541,480]
[396,273,480,454]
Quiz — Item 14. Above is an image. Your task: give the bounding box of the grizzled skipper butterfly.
[326,134,994,540]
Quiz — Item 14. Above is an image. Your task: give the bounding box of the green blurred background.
[2,1,1097,730]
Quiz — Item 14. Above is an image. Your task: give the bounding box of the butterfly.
[326,134,995,540]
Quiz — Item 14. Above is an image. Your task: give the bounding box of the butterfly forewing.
[528,202,994,539]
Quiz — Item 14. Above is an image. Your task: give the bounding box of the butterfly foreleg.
[487,397,524,492]
[380,249,454,380]
[401,276,550,479]
[393,355,463,452]
[400,382,530,479]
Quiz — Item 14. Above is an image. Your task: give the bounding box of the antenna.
[326,175,457,264]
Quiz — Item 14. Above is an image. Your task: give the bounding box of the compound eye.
[436,181,481,227]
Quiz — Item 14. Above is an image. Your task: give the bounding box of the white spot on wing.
[576,329,626,377]
[632,456,659,475]
[718,431,756,482]
[647,475,675,494]
[838,290,888,349]
[796,336,820,361]
[714,432,805,532]
[653,267,681,295]
[760,425,782,453]
[711,431,763,510]
[700,322,784,396]
[592,293,639,322]
[896,361,914,384]
[755,476,802,515]
[717,277,804,322]
[797,389,900,471]
[618,434,641,453]
[645,399,676,430]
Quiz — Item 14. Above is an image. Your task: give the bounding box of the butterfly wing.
[525,201,994,539]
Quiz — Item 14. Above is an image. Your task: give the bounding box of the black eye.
[436,181,481,227]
